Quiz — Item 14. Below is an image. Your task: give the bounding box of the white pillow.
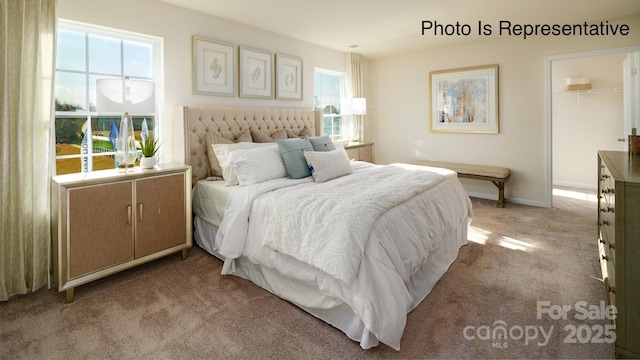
[332,140,345,151]
[212,142,274,185]
[303,148,353,183]
[228,145,286,186]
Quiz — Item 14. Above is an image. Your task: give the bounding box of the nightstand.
[344,142,375,163]
[51,163,192,302]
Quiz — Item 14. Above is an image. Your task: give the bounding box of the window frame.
[54,20,162,175]
[314,68,346,140]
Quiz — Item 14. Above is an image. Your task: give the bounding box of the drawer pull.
[601,254,609,261]
[598,220,609,226]
[599,238,605,244]
[609,243,615,250]
[127,205,132,225]
[602,174,609,179]
[608,207,615,213]
[608,285,615,294]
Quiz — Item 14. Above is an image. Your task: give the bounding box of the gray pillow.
[299,126,313,137]
[308,135,336,151]
[276,138,314,179]
[250,129,275,143]
[250,129,287,142]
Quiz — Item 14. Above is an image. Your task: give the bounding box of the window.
[54,20,161,175]
[314,68,345,139]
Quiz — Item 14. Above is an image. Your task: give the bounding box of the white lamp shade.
[96,78,156,114]
[351,98,366,115]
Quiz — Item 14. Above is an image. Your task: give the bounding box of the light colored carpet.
[0,191,614,359]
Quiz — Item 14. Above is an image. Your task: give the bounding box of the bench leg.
[492,181,506,208]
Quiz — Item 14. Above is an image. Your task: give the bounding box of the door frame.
[544,45,640,207]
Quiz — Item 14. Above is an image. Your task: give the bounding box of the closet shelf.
[556,88,623,108]
[560,87,623,94]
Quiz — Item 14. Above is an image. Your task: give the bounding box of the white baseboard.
[465,191,548,208]
[552,181,597,190]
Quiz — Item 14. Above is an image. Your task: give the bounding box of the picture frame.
[429,64,499,134]
[239,46,273,98]
[275,53,303,100]
[192,35,236,96]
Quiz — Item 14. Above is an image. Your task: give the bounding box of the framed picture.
[239,46,273,98]
[429,64,499,133]
[275,53,303,100]
[192,36,236,96]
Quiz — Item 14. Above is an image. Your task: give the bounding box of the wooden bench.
[415,160,511,208]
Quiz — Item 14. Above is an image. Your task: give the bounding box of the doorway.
[544,45,640,207]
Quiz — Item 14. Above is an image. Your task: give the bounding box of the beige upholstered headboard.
[174,106,322,184]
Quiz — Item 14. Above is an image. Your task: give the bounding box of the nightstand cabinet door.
[135,173,187,258]
[68,181,134,278]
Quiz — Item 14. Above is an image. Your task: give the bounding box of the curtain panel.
[0,0,57,301]
[345,52,364,142]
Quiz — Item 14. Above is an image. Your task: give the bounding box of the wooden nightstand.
[51,163,192,302]
[344,142,375,163]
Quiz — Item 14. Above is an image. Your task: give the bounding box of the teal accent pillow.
[308,135,336,152]
[276,138,314,179]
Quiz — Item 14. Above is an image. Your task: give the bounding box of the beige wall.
[59,0,639,206]
[59,0,345,163]
[367,15,640,206]
[552,54,627,189]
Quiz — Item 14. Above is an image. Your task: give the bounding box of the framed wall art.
[429,64,499,134]
[239,46,273,98]
[192,35,236,96]
[275,53,303,100]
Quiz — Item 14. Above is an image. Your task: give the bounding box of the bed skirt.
[194,215,468,349]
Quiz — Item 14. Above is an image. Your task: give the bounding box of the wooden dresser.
[597,151,640,358]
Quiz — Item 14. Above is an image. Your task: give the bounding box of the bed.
[175,106,473,350]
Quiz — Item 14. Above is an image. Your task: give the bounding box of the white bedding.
[191,179,236,227]
[263,163,455,284]
[213,161,473,350]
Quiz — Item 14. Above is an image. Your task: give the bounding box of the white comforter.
[214,162,473,350]
[263,163,455,284]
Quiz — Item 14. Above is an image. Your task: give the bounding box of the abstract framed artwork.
[275,53,303,100]
[192,35,236,96]
[429,64,499,133]
[239,46,273,99]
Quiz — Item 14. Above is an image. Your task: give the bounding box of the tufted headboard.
[174,106,323,184]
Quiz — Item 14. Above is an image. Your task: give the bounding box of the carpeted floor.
[0,191,614,359]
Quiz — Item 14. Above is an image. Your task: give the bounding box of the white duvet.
[214,162,473,350]
[263,163,455,284]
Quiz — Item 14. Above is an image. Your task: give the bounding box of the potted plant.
[139,138,161,169]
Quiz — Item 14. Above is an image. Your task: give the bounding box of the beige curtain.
[0,0,57,301]
[344,52,364,141]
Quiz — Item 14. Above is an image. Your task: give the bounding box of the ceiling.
[160,0,640,59]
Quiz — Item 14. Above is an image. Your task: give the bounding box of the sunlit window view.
[54,21,159,175]
[314,69,344,140]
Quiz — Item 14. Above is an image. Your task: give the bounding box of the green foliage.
[140,138,161,157]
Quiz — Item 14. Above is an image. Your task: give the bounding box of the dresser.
[597,151,640,358]
[344,142,374,163]
[51,164,192,303]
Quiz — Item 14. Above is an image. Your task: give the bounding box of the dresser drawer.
[598,238,616,306]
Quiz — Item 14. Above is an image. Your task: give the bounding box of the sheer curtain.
[345,52,364,141]
[0,0,57,301]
